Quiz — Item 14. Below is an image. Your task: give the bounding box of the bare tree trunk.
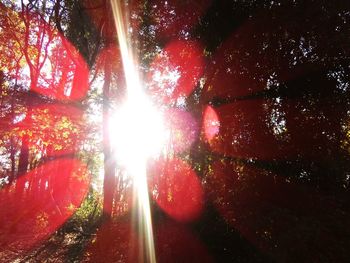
[15,133,29,195]
[17,134,29,175]
[102,49,116,220]
[9,90,16,182]
[10,136,16,181]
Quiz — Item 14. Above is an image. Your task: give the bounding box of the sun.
[109,1,160,261]
[108,90,163,263]
[109,92,167,173]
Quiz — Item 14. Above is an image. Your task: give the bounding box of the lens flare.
[109,95,166,170]
[110,1,157,262]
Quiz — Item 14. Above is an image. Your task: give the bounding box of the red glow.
[0,8,89,101]
[148,40,204,104]
[16,104,84,158]
[155,220,213,263]
[149,157,203,222]
[83,0,116,40]
[205,160,340,254]
[206,160,289,251]
[85,220,139,263]
[30,30,89,101]
[95,45,126,101]
[95,45,122,74]
[202,99,343,160]
[284,99,343,160]
[0,159,90,259]
[148,0,212,41]
[202,105,220,143]
[203,100,290,160]
[201,13,282,102]
[84,0,142,41]
[164,108,198,153]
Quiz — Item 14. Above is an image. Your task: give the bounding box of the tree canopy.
[1,0,350,262]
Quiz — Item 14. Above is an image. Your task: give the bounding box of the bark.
[102,46,116,220]
[15,133,29,195]
[17,134,29,175]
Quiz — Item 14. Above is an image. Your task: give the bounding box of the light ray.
[110,1,157,262]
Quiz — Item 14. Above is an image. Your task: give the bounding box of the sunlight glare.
[109,94,167,172]
[110,1,158,262]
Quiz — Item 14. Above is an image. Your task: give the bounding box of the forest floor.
[10,214,134,263]
[14,228,96,263]
[12,222,98,263]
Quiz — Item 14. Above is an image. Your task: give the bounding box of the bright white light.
[109,93,167,172]
[110,1,158,261]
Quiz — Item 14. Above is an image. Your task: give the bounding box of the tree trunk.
[17,134,29,175]
[102,48,116,220]
[15,133,29,195]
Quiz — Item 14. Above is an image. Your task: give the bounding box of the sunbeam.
[110,1,158,262]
